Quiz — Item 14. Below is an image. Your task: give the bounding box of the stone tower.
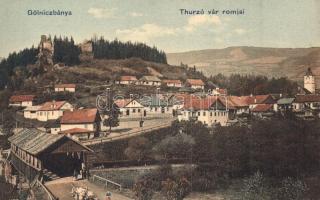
[37,35,54,71]
[304,67,316,94]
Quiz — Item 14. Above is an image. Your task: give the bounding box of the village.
[0,35,320,200]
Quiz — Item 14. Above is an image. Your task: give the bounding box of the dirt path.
[45,177,132,200]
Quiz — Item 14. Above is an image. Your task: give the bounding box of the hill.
[167,46,320,84]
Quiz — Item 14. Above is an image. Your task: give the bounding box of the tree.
[241,171,270,200]
[152,133,195,161]
[133,178,155,200]
[277,177,308,200]
[161,176,191,200]
[100,89,120,132]
[124,137,151,161]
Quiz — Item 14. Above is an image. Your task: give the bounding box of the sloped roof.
[60,108,99,124]
[228,95,275,107]
[8,129,64,155]
[114,99,132,108]
[184,96,226,110]
[9,95,35,103]
[252,104,274,112]
[294,95,320,103]
[39,101,68,111]
[186,79,205,86]
[8,129,92,155]
[59,128,92,135]
[24,106,41,111]
[140,76,161,82]
[120,76,137,81]
[138,96,172,107]
[277,98,295,105]
[163,79,182,84]
[55,84,76,88]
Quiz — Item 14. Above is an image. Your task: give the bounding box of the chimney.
[254,98,257,103]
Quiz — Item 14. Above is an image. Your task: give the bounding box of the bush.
[241,171,271,200]
[277,177,307,200]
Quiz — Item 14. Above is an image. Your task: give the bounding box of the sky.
[0,0,320,57]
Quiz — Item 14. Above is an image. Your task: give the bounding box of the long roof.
[120,76,137,81]
[8,129,92,155]
[60,108,99,124]
[55,84,76,88]
[9,95,35,103]
[294,95,320,103]
[186,79,205,86]
[39,101,68,111]
[277,98,295,105]
[140,76,161,82]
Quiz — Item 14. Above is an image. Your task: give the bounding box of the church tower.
[304,67,316,94]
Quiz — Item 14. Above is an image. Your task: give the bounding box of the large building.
[8,129,92,181]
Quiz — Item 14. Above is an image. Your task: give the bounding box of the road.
[83,115,176,146]
[45,177,132,200]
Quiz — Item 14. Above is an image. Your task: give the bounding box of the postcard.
[0,0,319,199]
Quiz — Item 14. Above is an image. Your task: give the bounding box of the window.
[214,112,216,116]
[155,107,158,111]
[203,112,206,116]
[138,109,141,113]
[210,112,212,116]
[133,109,136,113]
[198,112,200,116]
[84,124,88,129]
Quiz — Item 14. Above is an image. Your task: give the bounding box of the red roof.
[294,95,320,103]
[9,95,35,103]
[61,108,99,124]
[228,95,274,107]
[59,128,93,135]
[114,99,132,108]
[186,79,205,86]
[120,76,137,81]
[184,96,228,110]
[55,84,76,88]
[163,79,182,84]
[39,101,68,111]
[252,104,274,112]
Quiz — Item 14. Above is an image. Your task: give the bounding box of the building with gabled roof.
[186,79,205,90]
[138,95,174,115]
[162,79,182,88]
[54,84,76,93]
[293,94,320,112]
[36,101,73,122]
[8,128,92,181]
[138,76,161,86]
[114,99,146,117]
[117,76,138,85]
[60,108,101,139]
[178,96,229,126]
[9,95,36,107]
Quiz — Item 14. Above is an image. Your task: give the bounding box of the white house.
[54,84,76,93]
[60,108,101,140]
[186,79,205,90]
[9,95,35,107]
[117,76,138,85]
[23,106,41,119]
[138,76,161,86]
[178,97,229,126]
[114,99,146,118]
[36,101,73,122]
[162,80,182,88]
[139,96,174,115]
[292,95,320,113]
